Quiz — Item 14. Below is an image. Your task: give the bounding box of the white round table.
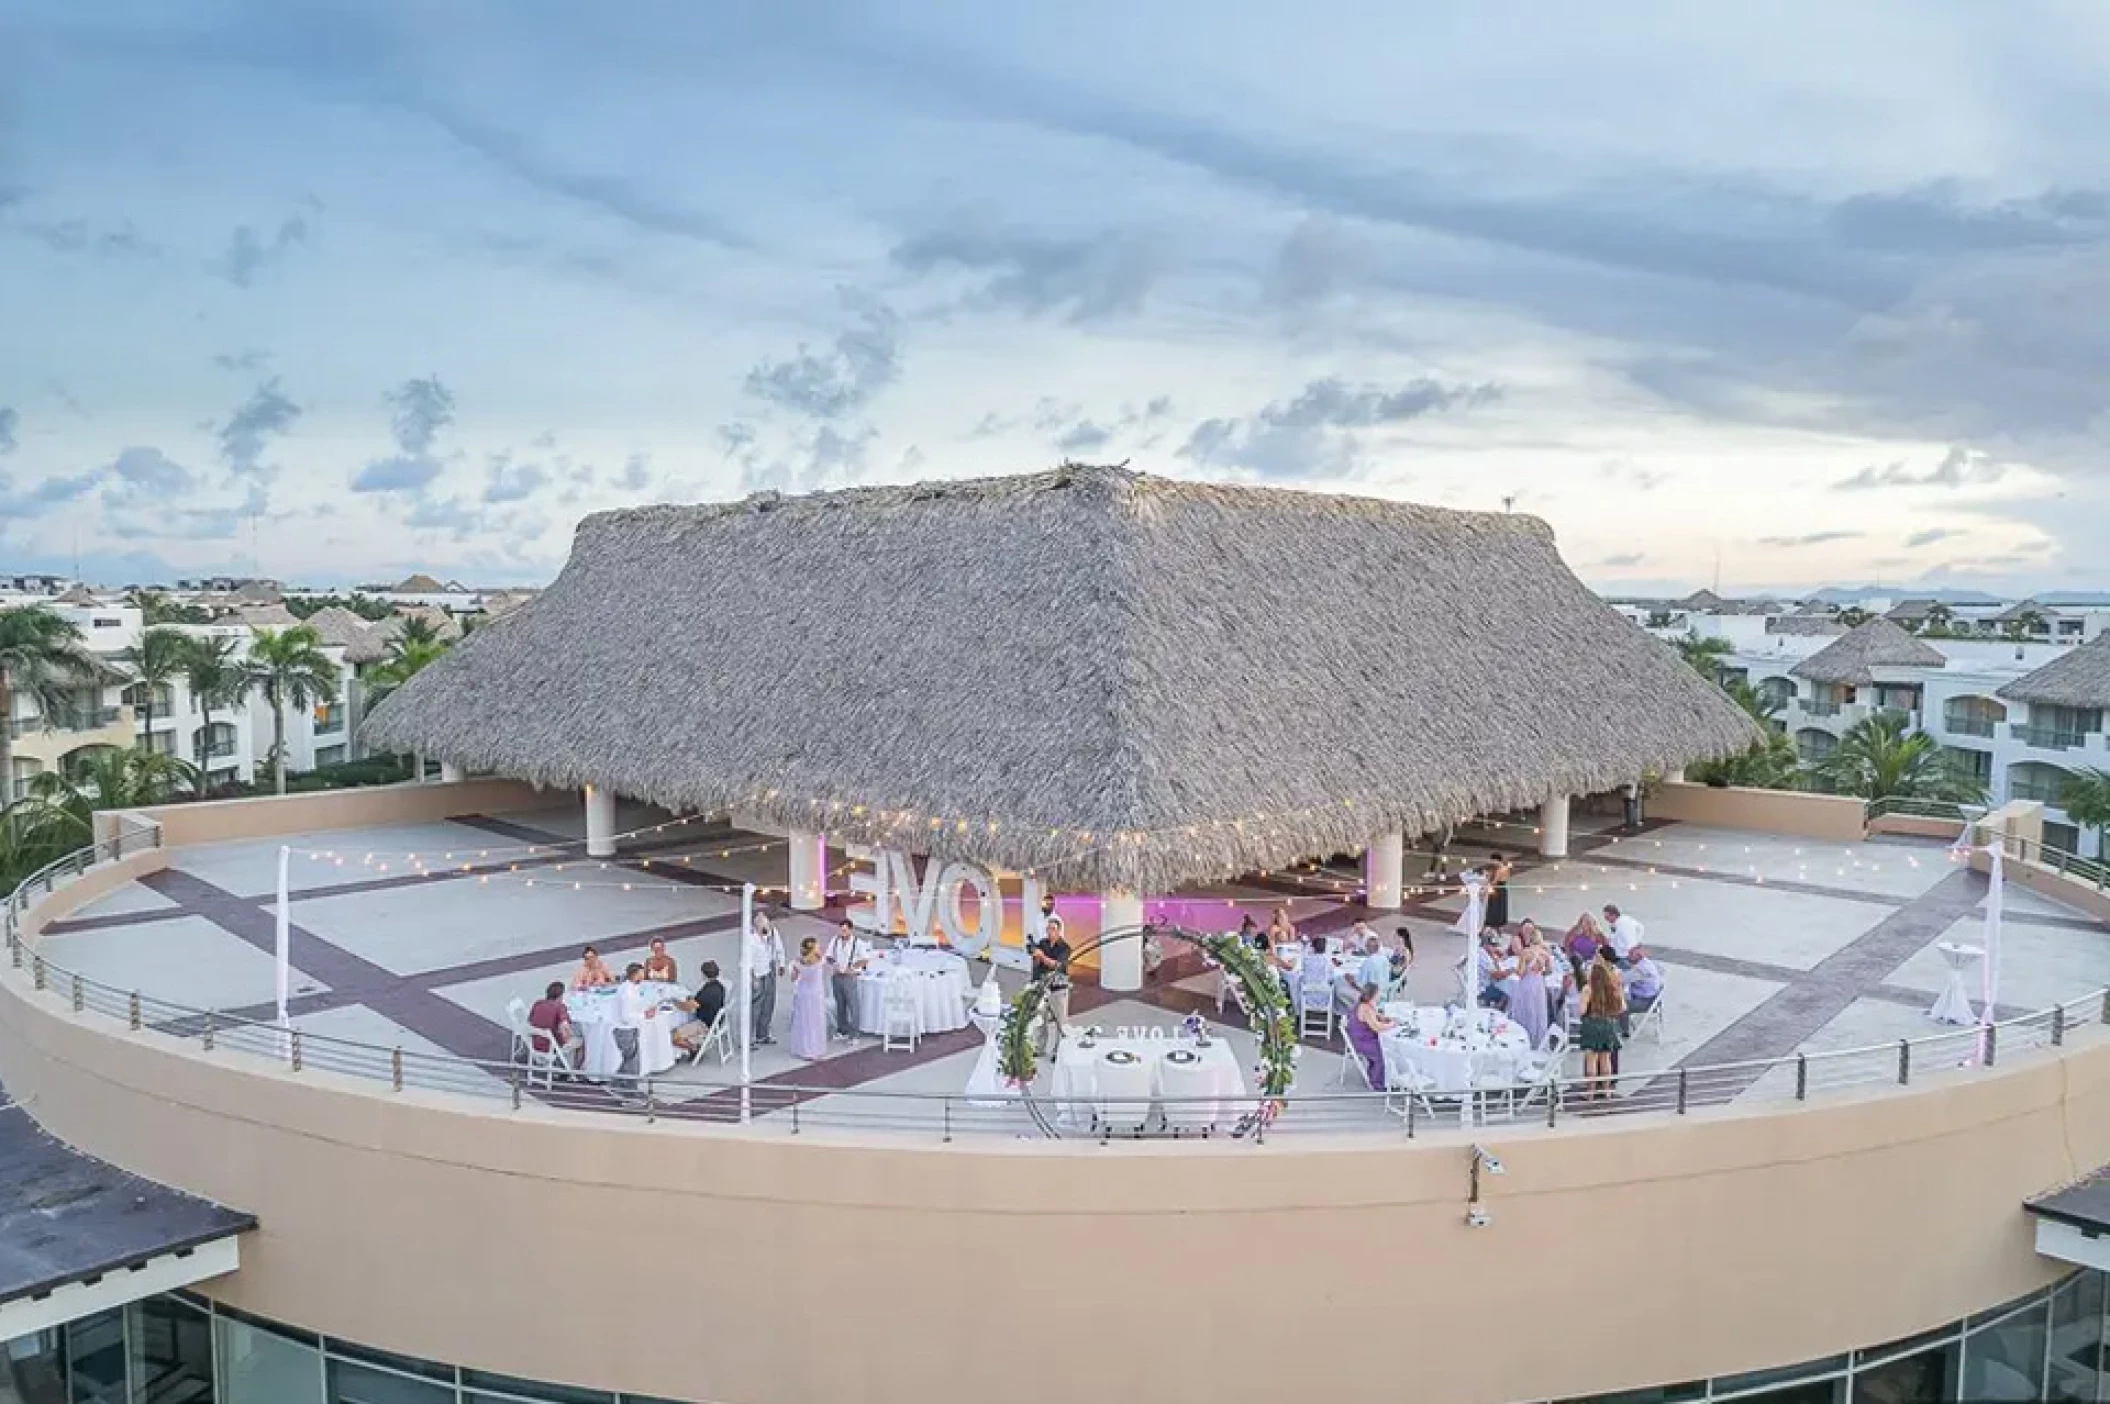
[566,983,682,1079]
[961,1007,1013,1108]
[1381,1007,1532,1097]
[1048,1033,1248,1131]
[855,948,973,1036]
[1929,942,1984,1025]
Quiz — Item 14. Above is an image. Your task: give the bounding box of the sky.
[4,1,2110,594]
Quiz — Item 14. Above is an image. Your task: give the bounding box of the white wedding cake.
[973,974,1004,1017]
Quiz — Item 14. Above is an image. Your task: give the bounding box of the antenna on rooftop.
[1501,493,1517,513]
[1712,542,1722,594]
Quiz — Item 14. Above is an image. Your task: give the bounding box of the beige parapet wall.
[1868,813,1967,840]
[0,938,2100,1403]
[1648,781,1869,842]
[112,778,558,849]
[15,847,169,944]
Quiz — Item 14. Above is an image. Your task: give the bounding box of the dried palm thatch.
[363,464,1760,891]
[1790,618,1946,686]
[1765,616,1847,638]
[1998,634,2110,708]
[234,604,301,631]
[302,606,389,664]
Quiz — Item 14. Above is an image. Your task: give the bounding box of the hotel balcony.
[1942,713,2000,739]
[6,781,2110,1404]
[2010,722,2097,753]
[5,704,136,767]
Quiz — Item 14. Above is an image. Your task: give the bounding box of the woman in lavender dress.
[1509,922,1553,1049]
[788,937,830,1060]
[1345,984,1395,1090]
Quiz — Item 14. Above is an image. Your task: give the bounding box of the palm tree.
[1921,602,1955,635]
[2059,768,2110,862]
[1688,677,1801,790]
[0,606,101,806]
[393,613,442,649]
[179,634,253,778]
[118,626,191,754]
[1812,711,1984,804]
[1836,606,1872,627]
[0,747,198,886]
[243,626,339,796]
[1675,631,1734,682]
[2003,608,2049,641]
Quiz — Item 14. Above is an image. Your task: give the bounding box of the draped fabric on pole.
[739,882,754,1125]
[275,845,291,1030]
[1948,820,2005,1066]
[1450,873,1487,1026]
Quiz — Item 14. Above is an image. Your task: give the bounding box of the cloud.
[353,376,456,493]
[733,423,881,494]
[0,407,14,455]
[617,453,651,491]
[217,379,302,480]
[744,299,901,419]
[1266,215,1368,307]
[0,466,100,519]
[217,216,310,287]
[1180,376,1502,478]
[100,446,198,509]
[214,349,272,372]
[892,221,1160,322]
[1599,459,1669,491]
[1905,527,1965,548]
[1596,552,1647,567]
[1757,530,1863,547]
[21,218,157,260]
[974,395,1177,454]
[482,454,549,504]
[1832,446,2006,491]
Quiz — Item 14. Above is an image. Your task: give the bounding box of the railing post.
[8,927,18,969]
[943,1097,953,1144]
[645,1081,657,1124]
[1676,1067,1688,1114]
[1985,1022,1999,1066]
[128,992,140,1031]
[2054,1005,2067,1047]
[792,1098,802,1135]
[203,1010,215,1052]
[33,954,45,992]
[391,1047,403,1091]
[1897,1039,1910,1085]
[71,973,82,1013]
[2101,989,2110,1027]
[1546,1085,1558,1127]
[1795,1053,1807,1101]
[289,1030,303,1072]
[511,1071,522,1110]
[1406,1091,1417,1139]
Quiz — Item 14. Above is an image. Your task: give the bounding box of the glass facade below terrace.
[0,1277,2104,1403]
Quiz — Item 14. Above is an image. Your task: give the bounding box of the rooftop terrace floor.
[32,801,2110,1134]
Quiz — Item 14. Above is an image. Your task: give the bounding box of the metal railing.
[1801,699,1842,717]
[5,826,2108,1145]
[1942,713,1999,738]
[2013,724,2094,751]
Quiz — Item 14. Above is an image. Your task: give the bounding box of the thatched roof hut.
[1790,618,1946,686]
[235,604,302,632]
[1765,616,1847,638]
[303,606,389,664]
[1998,635,2110,709]
[363,464,1760,891]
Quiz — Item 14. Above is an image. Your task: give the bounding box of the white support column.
[1538,795,1571,859]
[1098,889,1145,993]
[1364,830,1404,910]
[1666,768,1686,784]
[585,784,617,859]
[788,829,826,910]
[439,761,465,784]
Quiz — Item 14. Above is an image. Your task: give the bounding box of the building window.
[0,1327,68,1401]
[1960,1293,2050,1399]
[2048,1271,2103,1402]
[128,1295,214,1404]
[1940,746,1992,785]
[1848,1340,1959,1402]
[214,1311,323,1404]
[314,745,346,768]
[65,1310,128,1404]
[326,1357,452,1403]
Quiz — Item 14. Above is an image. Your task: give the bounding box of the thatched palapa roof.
[1999,634,2110,709]
[362,464,1761,891]
[1765,616,1848,638]
[1790,618,1946,686]
[303,606,389,664]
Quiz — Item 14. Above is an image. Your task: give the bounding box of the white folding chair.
[1380,1039,1441,1123]
[1469,1050,1521,1124]
[1515,1027,1568,1112]
[504,998,533,1066]
[689,1014,733,1065]
[1632,983,1667,1043]
[1296,967,1336,1041]
[880,977,921,1052]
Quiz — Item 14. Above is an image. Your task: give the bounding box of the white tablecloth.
[1930,942,1983,1025]
[1049,1034,1247,1131]
[962,1009,1012,1108]
[1381,1006,1532,1096]
[567,983,682,1078]
[855,948,973,1036]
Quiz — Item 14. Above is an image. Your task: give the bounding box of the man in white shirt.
[746,914,788,1046]
[613,962,658,1099]
[1600,905,1643,964]
[1354,929,1392,999]
[825,918,872,1042]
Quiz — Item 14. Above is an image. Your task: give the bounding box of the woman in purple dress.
[1509,923,1553,1049]
[1344,984,1395,1090]
[788,937,830,1060]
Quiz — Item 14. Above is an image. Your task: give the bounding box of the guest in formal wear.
[1578,954,1626,1101]
[1238,913,1262,949]
[1601,904,1644,964]
[526,981,579,1070]
[1355,930,1393,999]
[613,963,658,1099]
[1469,927,1518,1010]
[746,912,788,1046]
[1484,854,1514,930]
[1390,928,1417,987]
[1509,923,1554,1049]
[1345,983,1395,1089]
[824,919,872,1042]
[642,937,678,985]
[1564,913,1605,968]
[1030,916,1073,1057]
[1266,906,1298,949]
[1624,946,1664,1019]
[1297,935,1337,1016]
[787,937,829,1060]
[671,961,726,1053]
[571,945,615,991]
